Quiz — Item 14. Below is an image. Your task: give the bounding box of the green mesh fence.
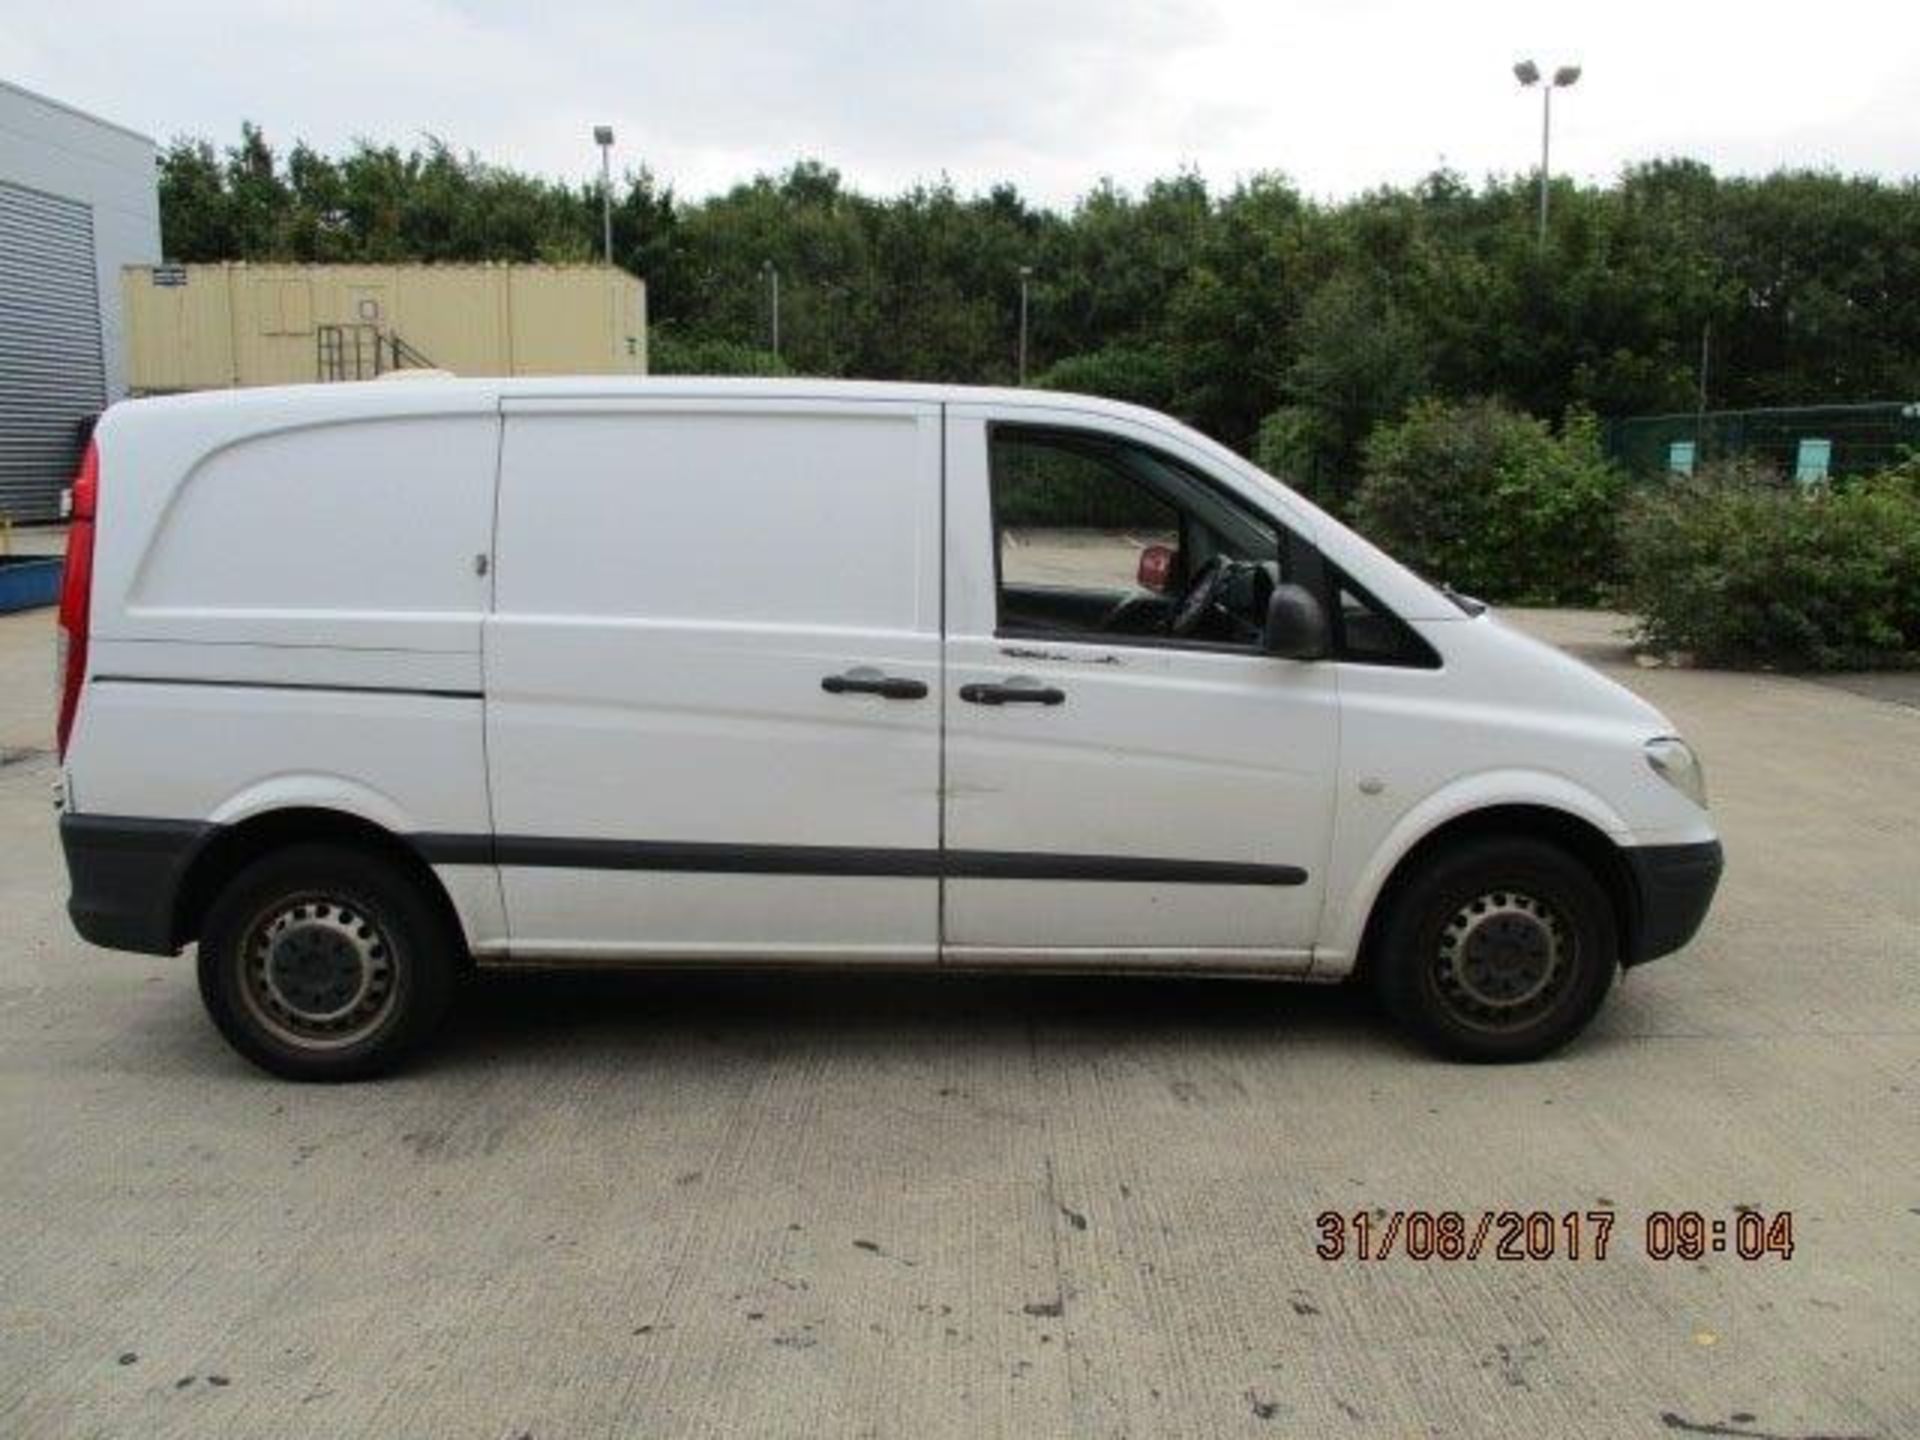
[1605,402,1920,481]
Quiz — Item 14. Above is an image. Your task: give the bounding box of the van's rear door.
[485,397,943,961]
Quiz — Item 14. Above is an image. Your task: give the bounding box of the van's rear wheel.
[1372,836,1617,1062]
[198,843,456,1081]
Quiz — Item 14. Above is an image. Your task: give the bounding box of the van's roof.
[504,376,1133,409]
[123,375,1171,426]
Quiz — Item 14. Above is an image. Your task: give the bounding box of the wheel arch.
[1347,803,1638,983]
[172,807,469,962]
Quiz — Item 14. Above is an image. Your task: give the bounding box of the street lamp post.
[763,261,780,357]
[1512,61,1580,249]
[1017,265,1033,385]
[593,125,615,266]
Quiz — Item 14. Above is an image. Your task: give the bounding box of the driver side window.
[989,425,1282,649]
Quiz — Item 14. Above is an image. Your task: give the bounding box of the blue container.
[0,556,64,613]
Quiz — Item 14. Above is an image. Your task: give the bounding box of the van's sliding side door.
[483,398,944,963]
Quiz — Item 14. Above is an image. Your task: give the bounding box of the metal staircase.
[315,324,436,382]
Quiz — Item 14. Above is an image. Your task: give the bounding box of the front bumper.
[61,813,211,956]
[1622,839,1724,966]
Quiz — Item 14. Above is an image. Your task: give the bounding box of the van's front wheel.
[197,843,456,1081]
[1372,836,1617,1062]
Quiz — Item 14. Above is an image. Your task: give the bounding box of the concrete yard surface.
[0,606,1915,1438]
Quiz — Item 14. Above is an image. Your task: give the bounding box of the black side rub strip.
[413,834,1306,886]
[948,849,1296,885]
[59,816,1308,959]
[92,676,483,701]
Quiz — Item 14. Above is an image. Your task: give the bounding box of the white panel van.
[54,380,1722,1080]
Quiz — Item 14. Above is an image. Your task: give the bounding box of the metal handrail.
[315,323,436,382]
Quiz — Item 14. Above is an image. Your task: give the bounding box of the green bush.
[649,331,790,376]
[1351,399,1625,604]
[1620,460,1920,669]
[1032,346,1179,412]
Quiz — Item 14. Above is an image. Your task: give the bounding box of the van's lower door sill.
[941,945,1313,975]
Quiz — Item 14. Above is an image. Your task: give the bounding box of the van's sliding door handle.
[822,669,928,700]
[959,682,1067,706]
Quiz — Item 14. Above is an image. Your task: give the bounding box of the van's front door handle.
[959,681,1067,706]
[822,670,928,700]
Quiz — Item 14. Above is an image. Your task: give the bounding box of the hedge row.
[1346,399,1920,670]
[1619,463,1920,669]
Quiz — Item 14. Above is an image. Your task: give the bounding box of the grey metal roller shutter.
[1,180,106,522]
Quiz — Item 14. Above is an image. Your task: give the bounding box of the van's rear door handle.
[822,669,928,700]
[959,681,1066,706]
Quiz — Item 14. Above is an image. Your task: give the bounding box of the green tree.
[157,139,235,260]
[1266,273,1431,509]
[154,124,1920,457]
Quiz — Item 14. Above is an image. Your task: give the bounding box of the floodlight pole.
[1537,85,1552,249]
[593,125,615,266]
[1515,63,1580,250]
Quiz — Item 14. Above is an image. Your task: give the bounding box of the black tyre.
[1371,836,1617,1062]
[197,843,458,1081]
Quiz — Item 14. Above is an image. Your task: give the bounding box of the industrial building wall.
[0,183,101,520]
[0,81,160,521]
[124,263,648,391]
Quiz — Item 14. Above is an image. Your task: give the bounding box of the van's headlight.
[1645,737,1708,809]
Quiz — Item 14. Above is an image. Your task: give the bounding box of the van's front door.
[940,407,1338,967]
[485,399,944,962]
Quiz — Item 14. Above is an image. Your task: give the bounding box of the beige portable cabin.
[122,262,646,393]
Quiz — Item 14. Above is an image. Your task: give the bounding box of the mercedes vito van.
[54,379,1721,1080]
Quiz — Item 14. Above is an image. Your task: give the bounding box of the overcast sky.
[4,0,1915,205]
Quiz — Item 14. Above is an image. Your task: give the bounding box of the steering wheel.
[1169,554,1233,637]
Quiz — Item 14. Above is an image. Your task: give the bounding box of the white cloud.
[2,0,1914,204]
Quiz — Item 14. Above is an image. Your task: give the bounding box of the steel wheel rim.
[1432,889,1572,1032]
[238,895,398,1050]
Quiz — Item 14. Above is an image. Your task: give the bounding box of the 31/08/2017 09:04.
[1314,1209,1796,1262]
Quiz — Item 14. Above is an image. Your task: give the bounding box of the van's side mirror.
[1261,583,1329,660]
